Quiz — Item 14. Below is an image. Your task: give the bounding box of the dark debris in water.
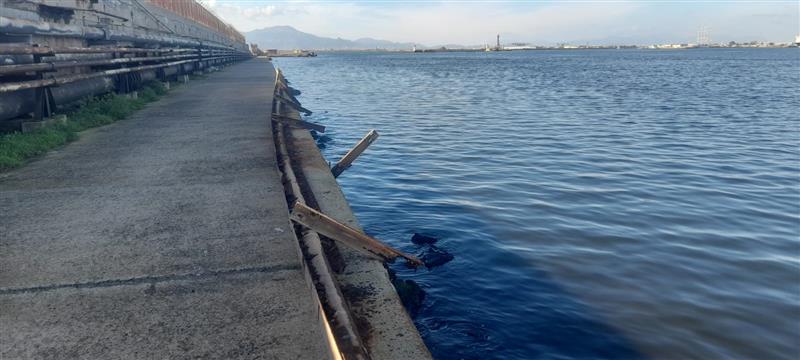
[393,278,425,316]
[387,267,426,316]
[419,245,454,268]
[409,232,453,268]
[411,232,438,245]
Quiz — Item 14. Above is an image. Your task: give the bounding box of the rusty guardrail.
[0,44,249,124]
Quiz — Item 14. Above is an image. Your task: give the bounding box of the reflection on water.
[274,49,800,360]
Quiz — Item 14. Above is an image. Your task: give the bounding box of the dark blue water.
[274,49,800,360]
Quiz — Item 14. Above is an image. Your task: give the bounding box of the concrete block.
[21,114,67,133]
[22,121,46,133]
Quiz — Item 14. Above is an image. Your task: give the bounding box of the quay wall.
[0,0,247,53]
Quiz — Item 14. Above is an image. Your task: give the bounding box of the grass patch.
[0,80,169,171]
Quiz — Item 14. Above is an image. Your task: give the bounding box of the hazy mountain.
[245,26,416,50]
[351,37,415,49]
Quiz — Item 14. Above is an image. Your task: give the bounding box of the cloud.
[202,1,799,45]
[377,2,640,44]
[212,3,308,19]
[242,5,279,18]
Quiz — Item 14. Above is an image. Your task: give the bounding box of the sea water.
[274,49,800,360]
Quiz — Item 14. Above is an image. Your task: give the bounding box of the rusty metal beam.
[290,202,423,267]
[330,130,379,178]
[0,53,201,75]
[0,45,235,56]
[0,56,239,93]
[0,46,191,55]
[271,113,325,133]
[274,93,312,114]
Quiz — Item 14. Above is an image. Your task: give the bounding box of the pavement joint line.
[0,180,278,195]
[0,263,300,295]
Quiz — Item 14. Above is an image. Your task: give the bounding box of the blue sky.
[202,1,800,45]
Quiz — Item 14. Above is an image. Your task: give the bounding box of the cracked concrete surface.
[0,59,328,359]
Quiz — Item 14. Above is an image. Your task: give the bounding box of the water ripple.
[275,49,800,360]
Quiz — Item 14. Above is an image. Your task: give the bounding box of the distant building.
[249,43,262,56]
[696,26,711,46]
[486,34,504,51]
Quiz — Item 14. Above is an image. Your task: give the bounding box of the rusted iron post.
[274,93,312,114]
[290,202,423,267]
[271,114,325,133]
[31,54,54,121]
[331,130,379,178]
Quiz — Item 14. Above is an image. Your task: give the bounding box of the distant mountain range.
[245,26,417,50]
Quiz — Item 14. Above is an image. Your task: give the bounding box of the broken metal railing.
[330,130,379,178]
[273,68,370,360]
[274,92,313,115]
[290,202,422,267]
[273,67,426,358]
[272,74,379,179]
[271,113,325,133]
[273,68,415,265]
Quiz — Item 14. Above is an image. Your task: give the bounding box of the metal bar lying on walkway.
[290,202,423,267]
[272,113,325,133]
[331,130,379,178]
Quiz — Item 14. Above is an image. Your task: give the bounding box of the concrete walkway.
[0,59,328,359]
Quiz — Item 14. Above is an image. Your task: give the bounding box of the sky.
[200,1,800,46]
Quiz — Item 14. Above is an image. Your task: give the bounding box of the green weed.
[0,81,169,171]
